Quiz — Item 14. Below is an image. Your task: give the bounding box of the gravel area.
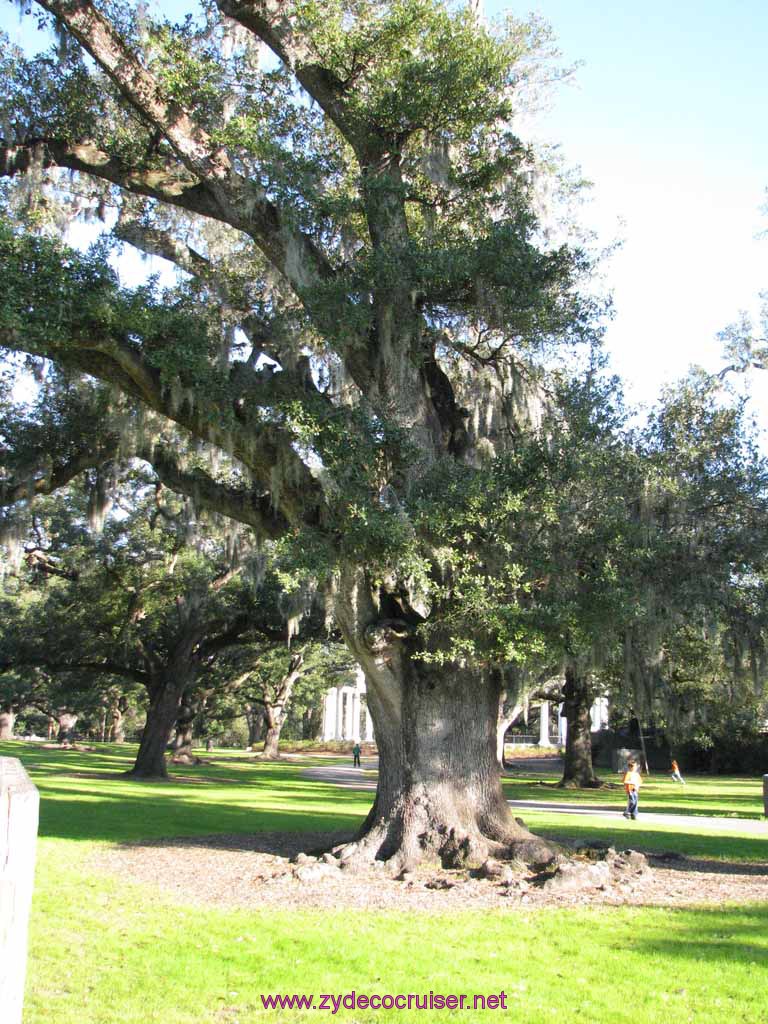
[92,831,768,913]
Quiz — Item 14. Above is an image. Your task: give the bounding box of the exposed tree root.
[557,776,606,790]
[324,810,557,877]
[170,750,205,766]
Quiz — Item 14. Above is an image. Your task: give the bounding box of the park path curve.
[301,762,768,835]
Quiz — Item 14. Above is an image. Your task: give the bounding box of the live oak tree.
[219,639,355,755]
[282,641,356,740]
[0,474,281,778]
[0,0,598,868]
[618,371,768,757]
[228,646,306,757]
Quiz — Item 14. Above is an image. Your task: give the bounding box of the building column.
[364,705,374,742]
[335,687,345,740]
[590,697,609,732]
[322,688,338,741]
[538,700,551,746]
[343,688,354,740]
[351,691,361,742]
[557,702,567,746]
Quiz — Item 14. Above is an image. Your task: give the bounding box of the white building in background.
[323,674,610,748]
[532,697,611,748]
[322,666,374,742]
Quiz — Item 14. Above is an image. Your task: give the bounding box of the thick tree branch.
[0,238,328,527]
[1,436,120,508]
[0,655,150,686]
[36,0,231,181]
[113,218,284,363]
[147,445,289,539]
[217,0,372,152]
[1,136,337,304]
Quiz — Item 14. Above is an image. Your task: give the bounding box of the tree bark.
[127,679,186,780]
[262,712,282,759]
[57,712,78,743]
[244,703,264,747]
[260,653,303,760]
[358,655,553,871]
[108,697,127,743]
[496,695,524,769]
[170,696,197,763]
[302,706,321,740]
[333,586,554,871]
[558,664,601,788]
[0,709,16,741]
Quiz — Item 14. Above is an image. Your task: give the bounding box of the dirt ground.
[93,830,768,913]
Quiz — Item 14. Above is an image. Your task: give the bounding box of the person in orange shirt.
[622,760,642,820]
[670,758,686,784]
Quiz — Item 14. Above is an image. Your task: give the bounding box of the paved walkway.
[301,763,768,835]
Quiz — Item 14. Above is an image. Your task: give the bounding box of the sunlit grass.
[1,740,766,1024]
[502,765,765,819]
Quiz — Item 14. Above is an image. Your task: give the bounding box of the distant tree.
[616,372,768,759]
[0,475,287,777]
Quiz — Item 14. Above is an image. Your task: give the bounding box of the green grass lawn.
[2,740,767,1024]
[502,765,766,819]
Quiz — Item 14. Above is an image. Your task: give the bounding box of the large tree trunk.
[260,653,303,760]
[108,697,126,743]
[558,664,600,788]
[127,680,186,780]
[0,708,16,740]
[334,585,554,872]
[57,711,78,743]
[244,703,264,747]
[170,696,199,764]
[496,694,524,769]
[262,708,282,759]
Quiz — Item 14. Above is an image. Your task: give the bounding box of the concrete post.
[763,775,768,818]
[1,757,39,1024]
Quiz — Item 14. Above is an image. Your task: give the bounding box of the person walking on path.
[352,742,361,768]
[670,758,686,784]
[622,759,642,820]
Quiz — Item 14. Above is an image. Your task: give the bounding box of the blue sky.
[3,0,767,414]
[496,0,768,410]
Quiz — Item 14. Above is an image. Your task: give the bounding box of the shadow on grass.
[535,822,768,864]
[38,790,370,843]
[112,828,358,858]
[0,742,372,844]
[503,776,765,818]
[633,905,768,965]
[647,856,768,877]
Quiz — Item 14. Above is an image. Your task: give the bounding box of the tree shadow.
[633,905,768,966]
[111,828,357,859]
[647,854,768,877]
[535,823,768,864]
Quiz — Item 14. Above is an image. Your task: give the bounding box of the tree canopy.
[1,0,765,870]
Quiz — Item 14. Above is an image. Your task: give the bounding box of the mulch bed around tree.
[91,831,768,913]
